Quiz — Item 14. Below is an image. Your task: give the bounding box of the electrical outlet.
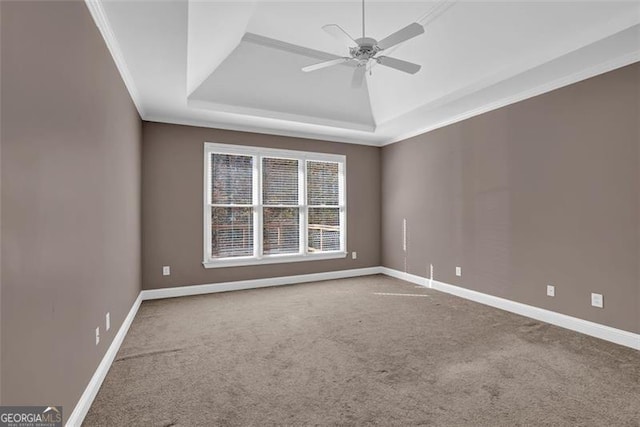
[591,293,604,308]
[95,327,100,345]
[547,285,555,297]
[106,312,110,331]
[455,266,462,277]
[352,252,357,260]
[162,266,171,276]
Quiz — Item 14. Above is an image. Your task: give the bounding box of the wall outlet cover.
[352,252,357,260]
[162,266,171,276]
[95,327,100,345]
[106,312,110,331]
[455,267,462,277]
[547,285,555,297]
[591,293,604,308]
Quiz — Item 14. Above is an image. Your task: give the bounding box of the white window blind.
[307,161,339,206]
[262,157,299,205]
[262,158,300,255]
[209,153,254,258]
[307,161,342,253]
[204,143,346,268]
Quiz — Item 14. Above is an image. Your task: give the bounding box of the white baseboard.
[140,267,384,301]
[65,267,382,425]
[66,293,142,427]
[380,267,640,351]
[66,265,638,426]
[379,267,429,287]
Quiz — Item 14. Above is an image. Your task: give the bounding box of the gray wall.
[0,1,142,420]
[0,1,3,404]
[382,63,640,334]
[0,0,637,421]
[142,122,381,290]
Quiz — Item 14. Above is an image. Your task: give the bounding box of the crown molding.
[85,0,145,117]
[143,115,383,146]
[87,0,639,148]
[383,50,640,146]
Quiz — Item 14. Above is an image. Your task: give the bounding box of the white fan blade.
[377,56,421,74]
[322,24,358,48]
[302,58,350,73]
[377,22,424,50]
[351,66,366,88]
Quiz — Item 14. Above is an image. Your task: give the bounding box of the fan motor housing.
[351,37,380,61]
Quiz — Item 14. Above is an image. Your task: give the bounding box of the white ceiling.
[89,0,640,146]
[188,33,375,131]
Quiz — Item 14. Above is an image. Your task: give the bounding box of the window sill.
[202,251,348,269]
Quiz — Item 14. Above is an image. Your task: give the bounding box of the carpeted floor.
[84,275,640,426]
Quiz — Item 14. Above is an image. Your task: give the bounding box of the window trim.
[203,142,347,268]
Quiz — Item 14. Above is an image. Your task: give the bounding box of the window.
[203,143,346,268]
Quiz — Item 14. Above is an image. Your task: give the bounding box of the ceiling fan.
[302,0,425,88]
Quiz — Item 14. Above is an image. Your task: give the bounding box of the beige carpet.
[84,275,640,426]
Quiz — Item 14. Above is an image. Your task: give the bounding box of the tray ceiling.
[89,0,640,146]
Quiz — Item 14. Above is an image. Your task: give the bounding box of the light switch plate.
[455,267,462,277]
[162,266,170,276]
[547,285,555,297]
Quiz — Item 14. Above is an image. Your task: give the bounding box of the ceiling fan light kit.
[302,0,425,88]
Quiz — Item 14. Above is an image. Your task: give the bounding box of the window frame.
[203,142,347,268]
